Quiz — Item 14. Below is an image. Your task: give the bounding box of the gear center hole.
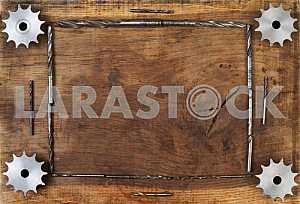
[20,169,29,178]
[273,176,282,185]
[272,21,281,29]
[18,22,28,32]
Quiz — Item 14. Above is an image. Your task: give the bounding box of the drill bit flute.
[29,80,34,135]
[48,25,54,173]
[262,76,269,125]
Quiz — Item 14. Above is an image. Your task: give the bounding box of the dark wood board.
[0,0,299,203]
[54,26,248,176]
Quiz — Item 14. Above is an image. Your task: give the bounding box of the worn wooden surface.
[54,26,249,176]
[0,0,299,203]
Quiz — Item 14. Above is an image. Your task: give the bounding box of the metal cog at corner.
[3,151,47,197]
[2,4,45,48]
[255,3,297,46]
[256,159,298,201]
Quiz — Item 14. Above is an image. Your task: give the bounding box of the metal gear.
[255,3,297,46]
[2,4,45,48]
[256,159,298,201]
[3,151,47,197]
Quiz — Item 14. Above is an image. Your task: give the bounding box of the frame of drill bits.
[47,19,254,179]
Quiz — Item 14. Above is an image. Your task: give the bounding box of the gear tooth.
[6,37,12,43]
[32,153,37,158]
[15,42,21,48]
[23,190,28,198]
[279,41,284,47]
[35,10,41,15]
[269,3,273,8]
[12,154,17,159]
[18,4,24,11]
[39,163,44,168]
[287,163,293,170]
[279,158,284,164]
[38,31,44,36]
[9,10,17,15]
[39,21,45,27]
[270,194,278,200]
[269,194,275,200]
[269,158,274,164]
[27,5,32,11]
[33,188,37,193]
[255,27,261,32]
[24,42,30,48]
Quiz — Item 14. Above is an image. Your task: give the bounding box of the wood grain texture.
[0,0,299,203]
[54,26,248,176]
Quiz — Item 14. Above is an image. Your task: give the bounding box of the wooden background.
[0,0,299,203]
[54,26,249,176]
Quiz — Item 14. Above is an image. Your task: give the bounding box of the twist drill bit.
[51,172,251,179]
[48,26,54,105]
[29,80,34,135]
[129,8,174,14]
[57,20,246,28]
[48,25,54,173]
[131,192,173,197]
[246,24,253,173]
[262,76,269,125]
